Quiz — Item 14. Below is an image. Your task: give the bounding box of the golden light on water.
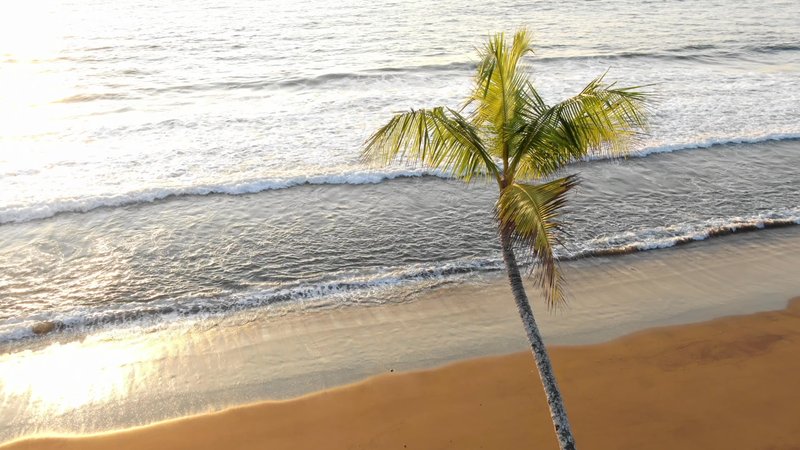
[0,337,159,415]
[0,0,64,61]
[0,0,71,139]
[0,66,69,140]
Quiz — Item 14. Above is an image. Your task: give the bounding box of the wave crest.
[0,169,448,224]
[2,133,799,225]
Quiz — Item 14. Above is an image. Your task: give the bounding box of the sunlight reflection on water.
[0,335,160,415]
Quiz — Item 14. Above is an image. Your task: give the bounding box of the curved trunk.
[500,228,577,450]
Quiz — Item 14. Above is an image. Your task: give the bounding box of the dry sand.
[4,297,799,450]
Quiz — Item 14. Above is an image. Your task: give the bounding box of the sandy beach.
[2,228,800,446]
[2,0,799,448]
[3,295,799,450]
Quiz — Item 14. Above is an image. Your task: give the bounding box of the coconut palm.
[362,29,648,450]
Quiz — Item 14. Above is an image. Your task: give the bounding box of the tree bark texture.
[500,228,577,450]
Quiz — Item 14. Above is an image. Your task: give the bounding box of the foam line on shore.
[2,210,797,346]
[3,298,799,450]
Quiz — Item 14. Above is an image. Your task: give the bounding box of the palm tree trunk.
[500,228,577,450]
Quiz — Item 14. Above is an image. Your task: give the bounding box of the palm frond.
[496,175,579,308]
[362,107,500,182]
[362,29,651,312]
[468,29,534,160]
[511,74,650,179]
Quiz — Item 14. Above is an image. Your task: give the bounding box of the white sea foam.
[631,133,800,159]
[3,133,799,225]
[0,257,502,344]
[2,209,797,345]
[0,168,449,224]
[571,209,800,258]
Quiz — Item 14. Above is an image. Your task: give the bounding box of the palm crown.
[363,29,648,308]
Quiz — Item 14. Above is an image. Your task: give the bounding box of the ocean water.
[1,0,799,344]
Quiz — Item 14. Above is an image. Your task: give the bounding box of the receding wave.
[0,258,503,344]
[1,208,797,345]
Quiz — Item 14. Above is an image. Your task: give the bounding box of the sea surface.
[1,0,799,344]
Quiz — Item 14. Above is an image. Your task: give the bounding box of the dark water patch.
[150,61,475,93]
[750,43,800,53]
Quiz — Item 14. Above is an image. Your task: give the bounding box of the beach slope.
[4,298,799,450]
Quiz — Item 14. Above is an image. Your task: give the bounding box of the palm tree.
[362,29,648,450]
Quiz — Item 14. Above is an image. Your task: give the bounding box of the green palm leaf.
[468,29,534,162]
[496,175,579,308]
[511,75,650,179]
[362,107,500,182]
[362,30,648,308]
[363,29,650,449]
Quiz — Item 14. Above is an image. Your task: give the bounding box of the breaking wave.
[2,208,797,344]
[0,168,449,224]
[2,134,798,225]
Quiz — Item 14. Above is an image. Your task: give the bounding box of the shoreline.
[6,224,800,352]
[8,215,799,349]
[4,297,799,450]
[1,227,800,443]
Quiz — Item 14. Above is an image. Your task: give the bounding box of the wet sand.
[4,297,799,450]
